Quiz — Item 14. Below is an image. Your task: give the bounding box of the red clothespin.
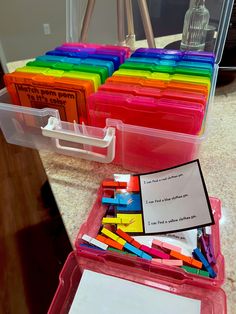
[102,180,127,189]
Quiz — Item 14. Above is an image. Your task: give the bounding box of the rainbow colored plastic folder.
[4,44,215,135]
[87,47,214,135]
[4,43,130,123]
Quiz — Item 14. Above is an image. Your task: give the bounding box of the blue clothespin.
[102,197,128,206]
[79,243,104,251]
[124,243,152,261]
[116,193,142,212]
[193,248,216,278]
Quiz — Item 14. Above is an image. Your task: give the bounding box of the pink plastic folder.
[98,82,207,108]
[88,91,205,135]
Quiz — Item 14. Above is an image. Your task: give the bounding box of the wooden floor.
[0,131,72,314]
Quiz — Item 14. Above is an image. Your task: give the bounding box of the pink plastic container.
[47,187,225,313]
[48,250,226,314]
[75,190,225,288]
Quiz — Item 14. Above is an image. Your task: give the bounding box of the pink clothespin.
[152,259,183,266]
[140,244,170,259]
[152,239,182,253]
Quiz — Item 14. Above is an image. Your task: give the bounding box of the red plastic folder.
[98,82,207,107]
[88,91,205,135]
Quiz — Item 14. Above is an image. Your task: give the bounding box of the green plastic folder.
[27,60,108,83]
[120,61,212,78]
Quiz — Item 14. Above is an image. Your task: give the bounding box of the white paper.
[134,229,198,256]
[69,270,201,314]
[140,161,213,233]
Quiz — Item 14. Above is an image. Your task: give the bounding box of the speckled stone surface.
[39,79,236,313]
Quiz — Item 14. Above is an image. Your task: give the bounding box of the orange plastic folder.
[106,75,209,97]
[88,91,205,135]
[4,71,94,123]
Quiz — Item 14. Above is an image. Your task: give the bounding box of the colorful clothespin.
[124,242,152,260]
[116,228,142,249]
[113,174,140,192]
[108,247,136,256]
[102,197,128,206]
[101,228,152,260]
[116,193,142,212]
[102,180,127,189]
[102,217,134,225]
[170,250,202,269]
[182,265,209,277]
[82,234,108,250]
[193,248,216,278]
[101,228,126,246]
[96,234,124,250]
[152,239,182,253]
[140,245,170,259]
[79,243,104,251]
[106,205,116,215]
[200,235,216,265]
[152,259,183,266]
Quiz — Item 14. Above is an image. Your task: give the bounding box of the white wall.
[0,0,225,62]
[73,0,118,44]
[0,0,66,62]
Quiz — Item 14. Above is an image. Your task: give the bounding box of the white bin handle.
[41,117,116,163]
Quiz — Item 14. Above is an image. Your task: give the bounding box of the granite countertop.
[39,79,236,313]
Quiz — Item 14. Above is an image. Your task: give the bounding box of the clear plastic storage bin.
[0,0,233,172]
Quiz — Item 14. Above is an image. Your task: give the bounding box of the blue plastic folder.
[37,55,114,76]
[46,49,121,70]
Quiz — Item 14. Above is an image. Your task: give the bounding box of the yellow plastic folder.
[16,66,101,91]
[113,68,170,81]
[113,69,210,91]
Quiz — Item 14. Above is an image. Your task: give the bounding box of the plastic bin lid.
[48,249,227,314]
[66,0,234,64]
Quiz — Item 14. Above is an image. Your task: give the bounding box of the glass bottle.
[180,0,210,51]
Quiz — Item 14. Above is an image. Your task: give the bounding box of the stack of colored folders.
[4,42,131,123]
[88,48,215,135]
[79,177,217,279]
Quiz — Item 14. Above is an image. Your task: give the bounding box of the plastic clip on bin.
[0,0,234,172]
[48,189,226,314]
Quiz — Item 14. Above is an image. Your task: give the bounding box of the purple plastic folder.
[55,46,126,63]
[132,48,215,64]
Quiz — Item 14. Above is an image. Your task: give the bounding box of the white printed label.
[140,161,213,234]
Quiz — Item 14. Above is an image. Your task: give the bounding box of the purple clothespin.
[200,235,216,265]
[208,234,216,264]
[106,205,115,215]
